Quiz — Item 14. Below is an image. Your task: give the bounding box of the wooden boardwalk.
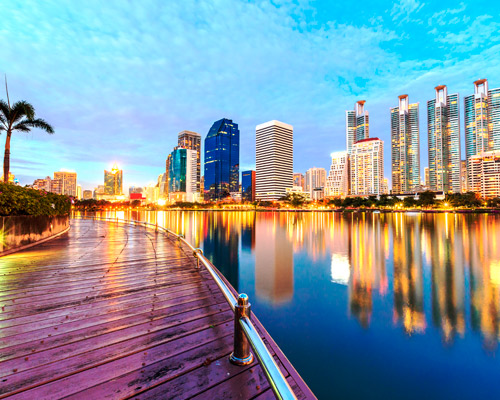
[0,219,315,399]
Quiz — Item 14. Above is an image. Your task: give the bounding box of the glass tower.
[427,85,461,193]
[204,118,240,201]
[104,165,123,195]
[242,170,255,202]
[391,95,420,193]
[178,130,201,192]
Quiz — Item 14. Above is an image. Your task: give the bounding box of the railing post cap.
[238,293,249,306]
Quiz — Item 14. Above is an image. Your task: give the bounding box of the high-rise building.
[33,176,51,191]
[242,170,256,202]
[391,95,420,193]
[255,120,293,201]
[53,171,77,197]
[77,185,82,200]
[350,138,384,196]
[325,152,349,198]
[168,147,198,202]
[464,79,500,187]
[427,85,461,193]
[104,164,123,195]
[178,130,201,192]
[469,151,500,198]
[461,160,468,193]
[204,118,239,201]
[305,167,326,195]
[83,190,93,200]
[293,173,304,190]
[51,179,63,195]
[424,167,430,188]
[346,100,369,154]
[165,154,172,197]
[381,178,389,195]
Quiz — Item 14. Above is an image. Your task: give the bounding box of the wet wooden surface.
[0,219,315,399]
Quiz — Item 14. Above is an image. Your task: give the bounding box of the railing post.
[193,248,203,269]
[230,294,254,366]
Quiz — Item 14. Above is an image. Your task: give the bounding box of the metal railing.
[73,215,297,400]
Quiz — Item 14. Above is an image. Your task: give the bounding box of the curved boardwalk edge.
[0,218,316,399]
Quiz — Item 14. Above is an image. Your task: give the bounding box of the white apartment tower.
[325,151,349,197]
[469,151,500,198]
[350,138,384,196]
[255,120,293,201]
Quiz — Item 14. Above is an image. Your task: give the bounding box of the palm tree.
[0,79,54,182]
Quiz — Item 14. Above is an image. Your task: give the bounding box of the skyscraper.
[391,95,420,194]
[242,170,256,202]
[464,79,500,186]
[325,151,349,197]
[178,130,201,192]
[204,118,239,201]
[104,164,123,195]
[346,100,369,154]
[305,167,326,195]
[427,85,461,193]
[53,171,77,197]
[168,147,198,201]
[350,138,384,196]
[255,120,293,201]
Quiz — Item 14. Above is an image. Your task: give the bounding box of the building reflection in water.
[423,214,466,344]
[255,213,294,304]
[391,213,425,335]
[347,212,388,328]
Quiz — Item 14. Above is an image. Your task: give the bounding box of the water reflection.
[84,210,500,352]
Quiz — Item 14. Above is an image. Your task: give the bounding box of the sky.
[1,0,500,191]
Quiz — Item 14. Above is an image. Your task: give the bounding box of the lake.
[85,210,500,399]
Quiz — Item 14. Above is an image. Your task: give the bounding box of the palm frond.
[0,99,9,119]
[12,101,35,121]
[12,122,31,132]
[23,118,54,134]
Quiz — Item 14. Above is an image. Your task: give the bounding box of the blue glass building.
[168,148,187,193]
[241,170,255,202]
[204,118,240,201]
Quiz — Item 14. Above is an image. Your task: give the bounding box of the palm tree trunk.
[3,130,11,183]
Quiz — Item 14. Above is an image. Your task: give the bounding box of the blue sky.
[1,0,500,191]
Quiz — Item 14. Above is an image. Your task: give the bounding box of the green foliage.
[281,192,307,207]
[0,183,70,216]
[445,192,482,208]
[417,191,436,207]
[403,197,417,208]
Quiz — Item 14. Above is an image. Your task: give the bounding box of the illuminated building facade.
[461,160,468,193]
[33,176,51,191]
[255,120,293,201]
[325,151,349,197]
[346,100,369,154]
[83,190,93,199]
[178,130,201,192]
[242,170,256,202]
[427,85,461,193]
[168,147,198,202]
[464,79,500,187]
[104,165,123,195]
[204,118,239,201]
[424,167,430,188]
[350,138,384,196]
[469,151,500,198]
[305,167,326,196]
[391,95,420,193]
[293,173,304,190]
[53,171,77,196]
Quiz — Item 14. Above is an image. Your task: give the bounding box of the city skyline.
[2,1,500,190]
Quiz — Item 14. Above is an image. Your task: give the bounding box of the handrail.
[73,214,297,400]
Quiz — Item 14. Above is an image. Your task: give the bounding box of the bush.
[0,183,71,216]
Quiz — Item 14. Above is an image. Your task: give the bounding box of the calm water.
[87,211,500,399]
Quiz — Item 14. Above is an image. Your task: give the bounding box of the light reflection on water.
[83,210,500,399]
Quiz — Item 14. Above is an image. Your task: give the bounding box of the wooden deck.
[0,219,315,399]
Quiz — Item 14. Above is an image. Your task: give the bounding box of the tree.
[418,191,436,208]
[0,78,54,182]
[282,192,307,208]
